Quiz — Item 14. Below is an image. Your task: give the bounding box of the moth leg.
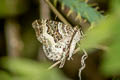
[59,52,66,68]
[59,58,66,68]
[67,46,73,60]
[67,52,73,60]
[68,28,81,60]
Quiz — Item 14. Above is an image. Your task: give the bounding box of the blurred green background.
[0,0,120,80]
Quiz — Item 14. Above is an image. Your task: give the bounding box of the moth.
[32,19,82,67]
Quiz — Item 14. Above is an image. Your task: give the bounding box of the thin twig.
[73,47,80,55]
[79,49,88,80]
[44,0,72,26]
[96,45,108,51]
[48,61,61,70]
[78,30,88,80]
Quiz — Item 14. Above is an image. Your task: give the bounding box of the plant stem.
[45,0,72,26]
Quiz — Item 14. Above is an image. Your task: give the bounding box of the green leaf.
[1,58,66,80]
[100,0,120,75]
[80,16,113,50]
[58,0,103,23]
[0,70,12,80]
[101,38,120,75]
[79,7,120,75]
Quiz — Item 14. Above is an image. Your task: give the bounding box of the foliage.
[58,0,104,23]
[0,57,66,80]
[0,0,28,17]
[0,0,120,79]
[54,0,120,77]
[79,0,120,75]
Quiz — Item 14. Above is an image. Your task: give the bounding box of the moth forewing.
[32,19,81,67]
